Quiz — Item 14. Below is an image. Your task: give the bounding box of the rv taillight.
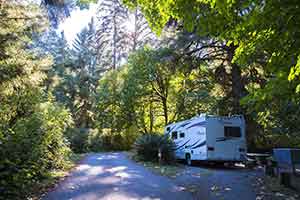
[207,146,214,151]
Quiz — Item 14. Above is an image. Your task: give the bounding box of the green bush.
[87,126,141,151]
[66,128,90,153]
[87,129,102,152]
[133,133,176,163]
[66,126,142,153]
[0,102,73,199]
[67,128,126,153]
[88,132,126,151]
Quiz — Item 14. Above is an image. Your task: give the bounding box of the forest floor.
[41,152,299,200]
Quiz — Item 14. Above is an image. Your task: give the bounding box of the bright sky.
[58,2,135,45]
[58,3,98,43]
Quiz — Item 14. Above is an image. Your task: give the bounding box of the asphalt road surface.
[43,152,194,200]
[172,162,263,200]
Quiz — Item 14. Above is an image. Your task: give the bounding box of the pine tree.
[0,1,73,198]
[96,0,128,69]
[0,0,50,130]
[41,0,97,27]
[35,29,72,91]
[41,0,73,28]
[72,17,98,74]
[70,18,99,127]
[127,9,157,51]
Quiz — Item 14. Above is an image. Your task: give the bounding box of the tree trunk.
[162,96,168,126]
[231,63,244,114]
[112,11,117,70]
[227,44,247,114]
[132,9,138,51]
[227,44,259,149]
[149,95,154,133]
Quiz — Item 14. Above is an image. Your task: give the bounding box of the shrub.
[88,126,141,151]
[66,128,90,153]
[0,102,73,199]
[133,133,176,163]
[87,129,102,152]
[67,126,142,153]
[88,132,126,151]
[121,125,140,150]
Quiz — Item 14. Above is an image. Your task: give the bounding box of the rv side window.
[171,131,178,140]
[179,132,185,138]
[224,126,241,137]
[166,127,170,131]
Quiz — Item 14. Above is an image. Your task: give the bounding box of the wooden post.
[279,172,291,187]
[265,159,275,176]
[158,148,162,165]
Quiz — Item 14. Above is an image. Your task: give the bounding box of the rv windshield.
[224,126,241,137]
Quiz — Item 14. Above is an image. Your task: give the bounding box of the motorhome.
[164,114,247,165]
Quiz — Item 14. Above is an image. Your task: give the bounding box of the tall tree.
[96,46,215,137]
[34,30,72,92]
[36,17,103,128]
[126,8,157,51]
[123,0,300,148]
[0,0,49,130]
[41,0,97,27]
[96,0,128,69]
[0,1,73,198]
[69,17,101,127]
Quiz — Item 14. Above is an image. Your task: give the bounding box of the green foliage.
[87,129,103,152]
[0,1,50,129]
[241,71,300,149]
[66,128,90,153]
[96,69,126,134]
[44,0,98,6]
[92,131,126,151]
[3,1,300,198]
[78,0,98,4]
[123,0,300,149]
[0,1,74,198]
[37,18,102,128]
[0,101,73,199]
[133,134,176,163]
[95,47,216,150]
[66,127,138,152]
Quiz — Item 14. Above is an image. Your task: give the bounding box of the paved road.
[43,152,194,200]
[172,163,263,200]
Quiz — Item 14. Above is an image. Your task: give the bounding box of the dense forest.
[1,0,300,198]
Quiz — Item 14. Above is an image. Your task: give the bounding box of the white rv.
[164,114,247,165]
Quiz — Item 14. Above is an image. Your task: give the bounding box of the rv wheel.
[185,154,192,166]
